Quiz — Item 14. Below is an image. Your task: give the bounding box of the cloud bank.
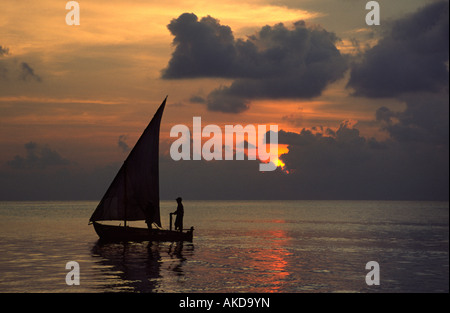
[276,121,448,200]
[7,142,70,169]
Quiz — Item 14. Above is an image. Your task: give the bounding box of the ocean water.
[0,200,448,293]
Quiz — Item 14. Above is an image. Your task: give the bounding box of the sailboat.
[89,96,194,242]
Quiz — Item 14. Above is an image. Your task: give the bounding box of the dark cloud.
[162,13,348,113]
[7,142,70,169]
[162,13,236,79]
[168,101,186,107]
[0,45,9,56]
[0,45,9,79]
[19,62,42,82]
[348,1,449,98]
[206,89,250,113]
[340,0,450,148]
[118,135,130,153]
[376,92,449,145]
[189,95,206,104]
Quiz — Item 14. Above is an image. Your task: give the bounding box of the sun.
[274,158,285,168]
[273,144,288,172]
[271,157,290,174]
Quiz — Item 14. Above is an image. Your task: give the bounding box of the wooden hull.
[92,222,194,242]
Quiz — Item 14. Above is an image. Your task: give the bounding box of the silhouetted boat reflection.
[91,240,194,292]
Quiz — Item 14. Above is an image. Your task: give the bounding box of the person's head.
[176,197,182,203]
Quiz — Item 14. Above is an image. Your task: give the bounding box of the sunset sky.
[0,0,448,200]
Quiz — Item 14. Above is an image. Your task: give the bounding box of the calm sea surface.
[0,200,448,293]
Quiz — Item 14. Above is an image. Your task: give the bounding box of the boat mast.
[123,161,127,227]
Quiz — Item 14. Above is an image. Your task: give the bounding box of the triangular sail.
[89,97,167,226]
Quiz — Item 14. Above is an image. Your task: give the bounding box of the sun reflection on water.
[241,227,295,292]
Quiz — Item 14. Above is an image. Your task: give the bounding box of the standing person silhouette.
[172,197,184,231]
[144,201,156,230]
